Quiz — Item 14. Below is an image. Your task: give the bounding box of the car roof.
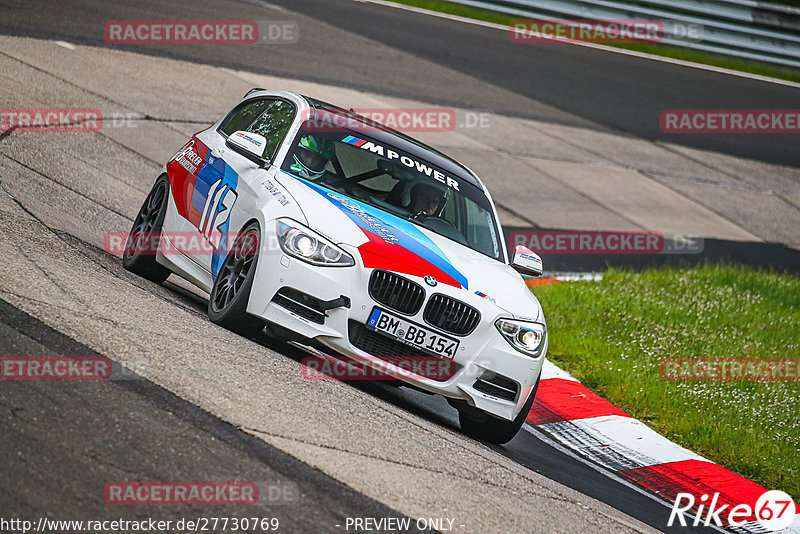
[301,95,484,191]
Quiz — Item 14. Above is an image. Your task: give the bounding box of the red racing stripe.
[357,229,461,288]
[527,378,631,425]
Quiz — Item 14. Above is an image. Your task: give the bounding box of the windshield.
[281,122,504,261]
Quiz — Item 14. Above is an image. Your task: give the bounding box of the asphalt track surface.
[0,299,426,532]
[0,0,798,167]
[0,302,699,534]
[0,0,793,532]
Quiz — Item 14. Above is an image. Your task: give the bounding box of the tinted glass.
[220,99,295,160]
[281,123,503,261]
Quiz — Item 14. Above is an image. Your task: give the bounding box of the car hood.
[276,172,542,321]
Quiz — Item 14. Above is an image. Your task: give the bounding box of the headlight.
[495,319,546,358]
[276,219,355,267]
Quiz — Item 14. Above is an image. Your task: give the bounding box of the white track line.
[538,414,710,470]
[352,0,800,89]
[540,359,580,381]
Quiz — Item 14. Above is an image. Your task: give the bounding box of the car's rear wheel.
[123,175,171,283]
[458,372,541,445]
[208,222,265,338]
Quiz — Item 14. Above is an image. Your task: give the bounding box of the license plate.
[366,307,459,360]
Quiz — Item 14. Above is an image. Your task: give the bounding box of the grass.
[531,265,800,498]
[389,0,800,83]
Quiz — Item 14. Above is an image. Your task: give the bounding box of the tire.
[459,371,542,445]
[208,221,265,338]
[123,175,171,284]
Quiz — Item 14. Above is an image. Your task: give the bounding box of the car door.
[188,97,297,276]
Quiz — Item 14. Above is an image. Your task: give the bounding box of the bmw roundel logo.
[424,276,437,287]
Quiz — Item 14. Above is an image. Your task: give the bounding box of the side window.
[220,100,272,137]
[219,99,296,160]
[247,101,295,161]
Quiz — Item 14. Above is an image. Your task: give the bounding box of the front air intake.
[368,270,425,315]
[423,294,480,336]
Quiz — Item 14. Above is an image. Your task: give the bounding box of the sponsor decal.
[331,193,399,245]
[173,140,203,175]
[474,291,497,304]
[286,173,468,289]
[341,136,461,191]
[520,253,542,263]
[262,179,290,206]
[233,131,263,146]
[167,137,239,276]
[661,109,800,133]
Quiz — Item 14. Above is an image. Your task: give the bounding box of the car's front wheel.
[123,175,172,284]
[208,221,265,338]
[458,372,541,445]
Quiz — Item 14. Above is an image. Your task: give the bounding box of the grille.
[349,321,460,382]
[272,288,326,324]
[423,294,480,336]
[368,270,425,315]
[473,373,518,402]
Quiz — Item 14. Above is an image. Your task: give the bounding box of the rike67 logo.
[669,490,796,531]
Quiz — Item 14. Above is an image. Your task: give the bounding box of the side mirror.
[225,130,270,168]
[511,245,543,277]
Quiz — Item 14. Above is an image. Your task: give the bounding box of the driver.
[291,134,336,179]
[408,182,445,216]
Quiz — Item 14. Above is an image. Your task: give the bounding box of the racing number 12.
[200,178,238,246]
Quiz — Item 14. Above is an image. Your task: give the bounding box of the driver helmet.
[409,182,446,216]
[292,134,336,179]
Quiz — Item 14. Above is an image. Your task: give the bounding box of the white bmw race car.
[123,89,548,443]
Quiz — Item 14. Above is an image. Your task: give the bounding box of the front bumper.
[246,240,546,421]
